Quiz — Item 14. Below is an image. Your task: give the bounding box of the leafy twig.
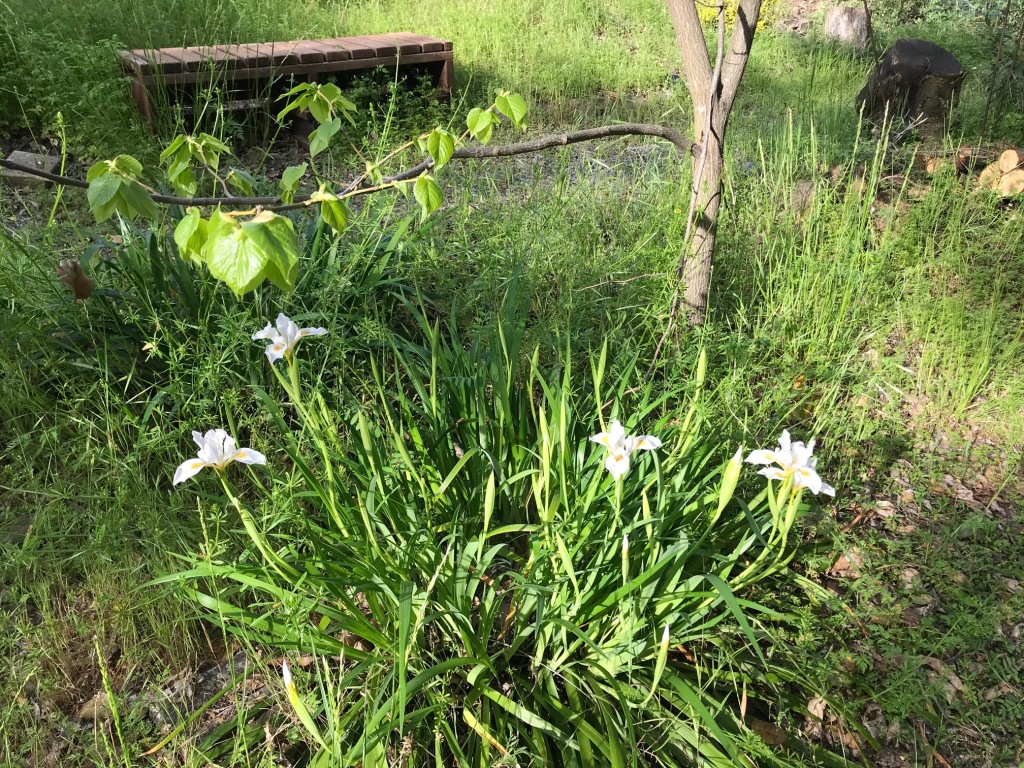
[0,123,694,210]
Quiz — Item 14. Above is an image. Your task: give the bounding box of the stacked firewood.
[978,148,1024,197]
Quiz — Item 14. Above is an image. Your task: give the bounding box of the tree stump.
[856,39,965,137]
[824,6,869,52]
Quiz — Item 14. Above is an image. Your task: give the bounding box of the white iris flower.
[745,429,835,496]
[590,419,662,480]
[252,313,327,363]
[172,429,267,485]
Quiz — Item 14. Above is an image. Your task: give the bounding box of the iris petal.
[173,459,208,485]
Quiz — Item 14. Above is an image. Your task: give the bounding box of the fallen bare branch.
[0,123,695,211]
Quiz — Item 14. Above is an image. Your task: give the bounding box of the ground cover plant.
[2,0,1023,766]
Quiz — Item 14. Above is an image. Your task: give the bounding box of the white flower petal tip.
[591,419,660,479]
[745,449,776,465]
[173,459,207,486]
[173,429,265,486]
[632,436,662,451]
[758,466,786,481]
[232,448,267,466]
[748,429,834,496]
[253,313,328,363]
[252,323,276,341]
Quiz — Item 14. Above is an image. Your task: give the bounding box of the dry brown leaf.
[875,500,897,518]
[947,672,965,693]
[55,259,96,301]
[862,702,886,739]
[805,696,826,739]
[750,718,788,746]
[75,690,111,722]
[999,577,1020,594]
[829,550,863,579]
[901,567,920,590]
[982,682,1012,701]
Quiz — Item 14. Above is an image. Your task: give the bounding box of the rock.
[1,151,59,189]
[825,6,870,52]
[856,39,965,137]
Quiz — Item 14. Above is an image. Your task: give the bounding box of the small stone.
[1,151,59,189]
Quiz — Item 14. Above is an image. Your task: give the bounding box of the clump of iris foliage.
[161,289,840,766]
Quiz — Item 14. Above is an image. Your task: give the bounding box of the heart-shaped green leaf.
[413,175,443,221]
[309,118,341,158]
[280,163,308,204]
[426,128,456,171]
[174,207,208,264]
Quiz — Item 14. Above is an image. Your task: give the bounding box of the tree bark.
[665,0,762,326]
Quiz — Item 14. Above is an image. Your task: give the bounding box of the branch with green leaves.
[3,88,693,298]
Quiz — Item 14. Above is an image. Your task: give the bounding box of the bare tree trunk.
[681,132,724,326]
[665,0,762,326]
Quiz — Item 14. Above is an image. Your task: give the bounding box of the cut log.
[997,169,1024,197]
[978,161,1001,189]
[997,148,1024,174]
[955,145,987,174]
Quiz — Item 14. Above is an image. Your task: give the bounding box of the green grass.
[2,1,1024,765]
